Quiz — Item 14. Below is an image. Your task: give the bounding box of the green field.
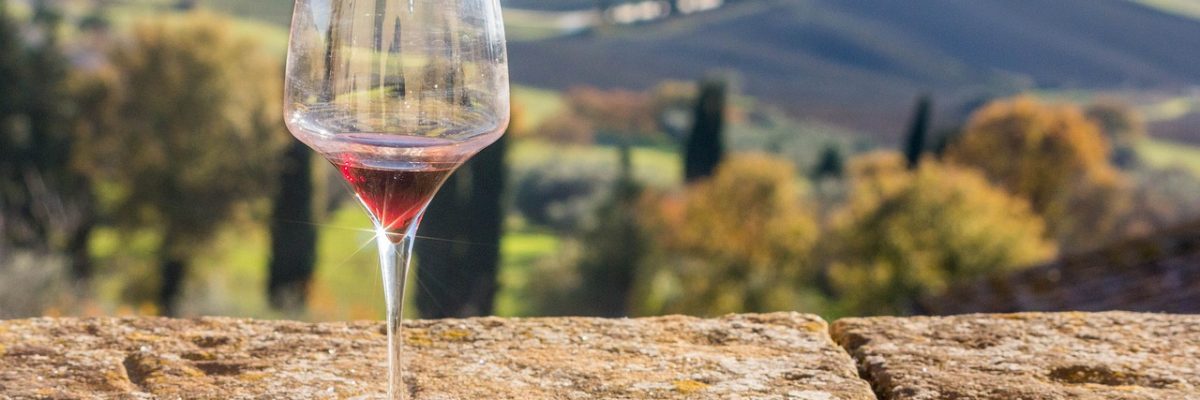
[103,3,291,53]
[1032,89,1200,124]
[512,85,566,132]
[493,229,562,316]
[1132,0,1200,20]
[1138,138,1200,175]
[203,0,294,26]
[510,139,682,188]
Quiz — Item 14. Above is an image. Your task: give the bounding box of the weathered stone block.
[831,312,1200,400]
[0,313,873,399]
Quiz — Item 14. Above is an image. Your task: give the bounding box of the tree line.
[511,77,1197,317]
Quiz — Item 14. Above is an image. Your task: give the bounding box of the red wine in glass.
[332,154,455,241]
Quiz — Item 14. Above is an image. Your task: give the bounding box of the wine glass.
[283,0,508,398]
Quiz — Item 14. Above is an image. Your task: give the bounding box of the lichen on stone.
[673,379,708,393]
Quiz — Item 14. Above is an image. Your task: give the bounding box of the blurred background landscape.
[2,0,1199,321]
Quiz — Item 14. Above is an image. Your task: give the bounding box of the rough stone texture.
[927,221,1200,314]
[832,312,1200,400]
[0,313,872,399]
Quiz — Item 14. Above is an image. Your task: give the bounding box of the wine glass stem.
[376,222,418,400]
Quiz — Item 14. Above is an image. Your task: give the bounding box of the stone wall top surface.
[832,311,1200,400]
[5,312,1200,399]
[0,313,872,400]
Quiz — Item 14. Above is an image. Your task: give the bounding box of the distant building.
[601,0,725,25]
[925,221,1200,314]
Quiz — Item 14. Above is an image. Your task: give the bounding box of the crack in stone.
[825,327,885,400]
[827,313,1200,399]
[121,352,152,392]
[193,361,255,376]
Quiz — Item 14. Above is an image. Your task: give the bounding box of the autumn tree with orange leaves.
[945,96,1129,252]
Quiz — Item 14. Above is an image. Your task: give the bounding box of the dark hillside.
[507,0,1200,140]
[832,0,1200,88]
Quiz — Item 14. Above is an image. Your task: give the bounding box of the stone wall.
[1,312,1198,399]
[832,312,1200,400]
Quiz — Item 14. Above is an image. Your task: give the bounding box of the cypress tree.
[414,162,467,318]
[930,127,960,159]
[416,133,509,318]
[462,132,508,315]
[684,77,727,183]
[811,145,846,180]
[903,94,932,170]
[267,141,318,311]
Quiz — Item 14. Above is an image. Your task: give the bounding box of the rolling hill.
[154,0,1200,142]
[505,0,1200,141]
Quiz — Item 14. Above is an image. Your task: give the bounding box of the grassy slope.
[1138,139,1200,175]
[501,0,596,11]
[1132,0,1200,20]
[105,2,290,52]
[202,0,294,25]
[510,140,682,188]
[493,229,561,316]
[511,85,566,132]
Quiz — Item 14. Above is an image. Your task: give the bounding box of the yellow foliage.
[946,96,1129,252]
[638,153,819,316]
[829,152,1056,315]
[76,12,288,255]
